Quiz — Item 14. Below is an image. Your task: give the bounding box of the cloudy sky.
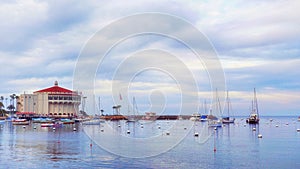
[0,0,299,116]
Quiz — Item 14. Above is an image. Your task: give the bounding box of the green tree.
[0,102,6,117]
[7,104,15,112]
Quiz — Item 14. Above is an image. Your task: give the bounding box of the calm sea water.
[0,117,299,169]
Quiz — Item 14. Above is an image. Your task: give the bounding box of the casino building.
[17,81,81,117]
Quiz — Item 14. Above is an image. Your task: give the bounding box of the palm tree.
[5,98,8,110]
[112,105,121,115]
[7,104,15,113]
[0,102,6,117]
[0,96,6,117]
[0,102,4,109]
[10,94,16,113]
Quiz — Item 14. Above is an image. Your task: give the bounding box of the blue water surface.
[0,116,299,169]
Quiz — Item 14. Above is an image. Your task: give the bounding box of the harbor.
[0,116,299,168]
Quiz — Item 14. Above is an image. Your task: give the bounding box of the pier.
[100,115,192,121]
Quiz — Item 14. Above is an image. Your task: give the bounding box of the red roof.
[35,85,73,93]
[34,81,74,94]
[16,112,36,115]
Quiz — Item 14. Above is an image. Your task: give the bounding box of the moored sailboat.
[246,88,260,124]
[222,91,235,124]
[208,89,222,128]
[200,100,208,122]
[126,97,139,122]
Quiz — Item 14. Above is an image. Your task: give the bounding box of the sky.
[0,0,299,116]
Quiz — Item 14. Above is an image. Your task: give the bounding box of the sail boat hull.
[222,117,235,123]
[246,114,259,124]
[208,119,222,127]
[246,120,259,124]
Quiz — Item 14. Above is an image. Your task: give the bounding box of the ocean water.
[0,117,299,169]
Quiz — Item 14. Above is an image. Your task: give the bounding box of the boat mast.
[204,99,207,115]
[227,90,229,117]
[216,88,222,117]
[98,97,101,116]
[251,100,254,113]
[133,97,135,116]
[132,96,139,116]
[254,88,259,118]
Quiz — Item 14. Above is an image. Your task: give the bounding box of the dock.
[100,115,192,121]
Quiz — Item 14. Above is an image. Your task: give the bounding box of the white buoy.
[258,134,263,138]
[100,128,104,132]
[158,126,161,129]
[214,127,217,130]
[194,132,199,137]
[166,131,170,135]
[141,125,144,128]
[252,128,256,131]
[275,125,279,127]
[22,126,26,128]
[53,127,56,130]
[118,124,121,127]
[33,126,37,129]
[127,129,130,134]
[297,129,300,132]
[73,127,77,131]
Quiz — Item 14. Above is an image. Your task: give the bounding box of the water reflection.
[0,117,299,168]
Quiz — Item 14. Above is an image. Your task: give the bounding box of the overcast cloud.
[0,0,299,116]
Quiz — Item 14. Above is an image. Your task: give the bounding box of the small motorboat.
[41,123,54,127]
[12,119,29,125]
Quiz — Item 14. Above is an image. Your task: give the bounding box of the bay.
[0,116,299,169]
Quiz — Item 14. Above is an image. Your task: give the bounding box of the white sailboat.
[127,97,139,122]
[200,100,208,122]
[222,91,235,124]
[246,88,260,124]
[82,97,104,125]
[208,89,222,128]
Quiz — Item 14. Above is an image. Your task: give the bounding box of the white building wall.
[18,94,35,113]
[18,91,81,117]
[36,93,48,115]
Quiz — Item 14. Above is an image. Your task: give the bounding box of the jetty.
[100,115,192,121]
